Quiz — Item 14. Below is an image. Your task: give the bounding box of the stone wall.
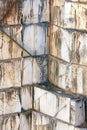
[49,0,87,129]
[0,0,87,130]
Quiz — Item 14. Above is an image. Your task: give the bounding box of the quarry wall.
[0,0,87,130]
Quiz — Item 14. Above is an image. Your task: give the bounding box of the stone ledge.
[0,110,86,130]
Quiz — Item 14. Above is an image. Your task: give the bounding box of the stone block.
[33,57,47,84]
[24,111,87,130]
[0,86,33,115]
[54,121,87,130]
[20,111,75,130]
[0,110,86,130]
[20,112,31,130]
[0,31,22,59]
[51,1,87,30]
[66,0,87,2]
[1,1,21,25]
[53,122,73,130]
[22,0,49,24]
[2,26,22,46]
[23,25,48,55]
[22,57,47,85]
[50,26,74,62]
[34,86,85,126]
[20,111,53,130]
[32,111,55,130]
[0,89,21,115]
[50,26,87,65]
[75,128,87,130]
[22,58,33,85]
[0,114,20,130]
[21,86,32,110]
[74,32,87,65]
[49,56,87,95]
[0,59,21,89]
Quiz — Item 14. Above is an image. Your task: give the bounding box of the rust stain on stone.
[5,91,13,101]
[8,40,13,58]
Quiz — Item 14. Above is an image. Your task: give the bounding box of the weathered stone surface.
[32,112,52,130]
[23,25,48,55]
[34,86,85,126]
[50,25,74,62]
[0,89,21,115]
[54,122,87,130]
[66,0,87,2]
[0,32,22,59]
[21,112,87,130]
[49,56,87,95]
[0,0,87,129]
[0,56,47,89]
[51,1,87,30]
[0,86,33,115]
[0,0,50,25]
[20,112,74,130]
[22,58,33,85]
[0,1,21,25]
[74,32,87,65]
[0,114,20,130]
[75,128,87,130]
[33,57,47,84]
[50,25,87,65]
[3,26,22,46]
[0,59,21,89]
[20,111,87,130]
[22,57,47,85]
[22,0,49,24]
[20,113,31,130]
[21,86,32,110]
[0,110,86,130]
[55,0,87,3]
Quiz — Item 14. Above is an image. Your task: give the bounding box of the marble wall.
[0,0,87,130]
